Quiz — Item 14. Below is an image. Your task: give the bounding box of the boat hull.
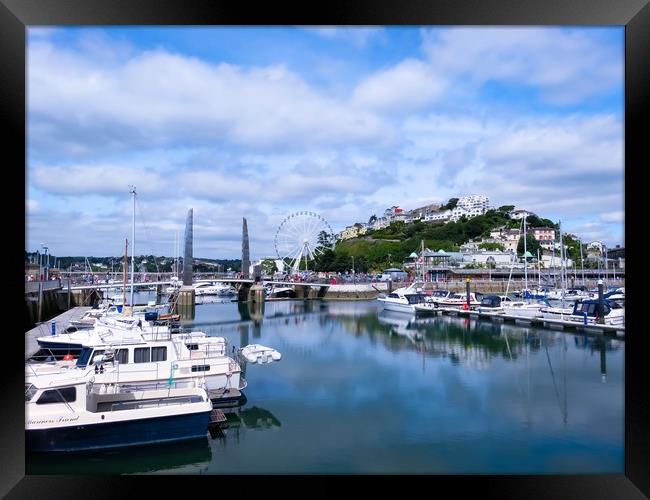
[502,307,543,319]
[26,411,211,453]
[378,301,415,314]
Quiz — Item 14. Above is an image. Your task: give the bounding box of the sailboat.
[539,222,581,321]
[502,213,549,320]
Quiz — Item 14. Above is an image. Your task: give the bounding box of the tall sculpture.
[182,208,193,286]
[242,217,250,279]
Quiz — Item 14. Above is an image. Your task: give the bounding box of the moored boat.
[376,282,428,314]
[566,299,624,326]
[437,292,480,309]
[25,371,214,453]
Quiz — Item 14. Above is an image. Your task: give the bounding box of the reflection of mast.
[544,338,566,425]
[563,334,568,425]
[600,340,607,383]
[526,330,531,430]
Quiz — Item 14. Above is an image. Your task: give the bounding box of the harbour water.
[27,297,624,474]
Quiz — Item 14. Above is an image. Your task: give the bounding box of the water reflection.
[192,299,621,386]
[196,295,234,305]
[223,406,282,430]
[27,438,212,475]
[135,299,623,473]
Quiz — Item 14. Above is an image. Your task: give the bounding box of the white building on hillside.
[424,211,451,223]
[423,194,490,223]
[339,223,367,240]
[510,208,534,220]
[457,194,490,214]
[371,217,390,230]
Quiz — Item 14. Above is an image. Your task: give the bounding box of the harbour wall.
[24,283,103,331]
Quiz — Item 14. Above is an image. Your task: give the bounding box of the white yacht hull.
[377,298,415,314]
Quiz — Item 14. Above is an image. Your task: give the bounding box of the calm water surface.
[28,298,624,474]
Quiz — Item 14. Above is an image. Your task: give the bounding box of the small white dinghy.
[240,344,282,364]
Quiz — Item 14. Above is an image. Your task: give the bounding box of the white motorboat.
[502,298,551,319]
[25,370,214,453]
[265,285,296,299]
[37,313,183,354]
[192,281,235,296]
[540,305,574,321]
[413,300,438,315]
[240,344,282,364]
[29,331,248,398]
[476,295,508,315]
[427,290,454,305]
[567,299,625,326]
[376,282,428,314]
[436,292,480,309]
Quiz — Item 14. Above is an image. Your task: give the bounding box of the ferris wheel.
[274,211,335,274]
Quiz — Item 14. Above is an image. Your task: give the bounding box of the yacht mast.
[558,221,567,290]
[523,213,528,295]
[129,185,136,307]
[537,248,541,289]
[558,221,566,307]
[123,238,128,307]
[421,239,425,282]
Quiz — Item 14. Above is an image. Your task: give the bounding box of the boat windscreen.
[76,347,94,367]
[406,294,427,304]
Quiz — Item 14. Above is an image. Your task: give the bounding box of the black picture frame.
[4,0,647,497]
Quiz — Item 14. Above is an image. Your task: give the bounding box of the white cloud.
[29,43,397,157]
[31,164,169,196]
[352,59,446,112]
[600,211,624,223]
[26,28,624,256]
[420,27,622,105]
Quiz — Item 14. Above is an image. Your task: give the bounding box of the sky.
[25,26,624,260]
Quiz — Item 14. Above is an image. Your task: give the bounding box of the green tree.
[517,234,541,257]
[479,242,505,251]
[317,230,333,247]
[498,205,515,213]
[441,198,459,210]
[261,259,278,275]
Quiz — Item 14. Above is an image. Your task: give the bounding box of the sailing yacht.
[503,214,549,320]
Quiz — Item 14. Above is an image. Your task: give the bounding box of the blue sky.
[26,26,624,260]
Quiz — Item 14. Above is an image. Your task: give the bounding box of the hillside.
[312,207,582,273]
